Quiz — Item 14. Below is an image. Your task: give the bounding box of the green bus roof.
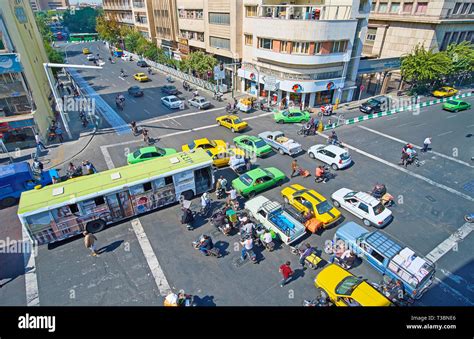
[69,33,98,36]
[18,149,212,216]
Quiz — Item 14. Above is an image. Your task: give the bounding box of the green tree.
[34,12,64,74]
[63,7,99,33]
[179,51,217,77]
[35,13,53,42]
[96,15,121,45]
[444,41,474,84]
[123,29,142,53]
[401,44,451,93]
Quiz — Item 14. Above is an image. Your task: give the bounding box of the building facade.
[152,0,179,53]
[29,0,70,11]
[103,0,156,39]
[103,0,135,28]
[0,0,55,151]
[238,0,370,106]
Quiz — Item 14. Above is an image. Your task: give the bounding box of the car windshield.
[156,147,166,156]
[233,118,243,124]
[208,140,217,147]
[343,191,356,199]
[446,100,458,105]
[367,99,381,106]
[169,97,178,102]
[281,110,289,116]
[254,139,267,148]
[188,142,195,149]
[373,203,386,215]
[239,174,253,186]
[132,150,141,158]
[263,169,274,179]
[340,152,350,160]
[316,201,333,215]
[335,276,363,296]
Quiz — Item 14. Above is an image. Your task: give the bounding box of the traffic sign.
[360,84,365,91]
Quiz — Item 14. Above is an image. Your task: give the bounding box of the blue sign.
[357,57,401,74]
[0,54,23,75]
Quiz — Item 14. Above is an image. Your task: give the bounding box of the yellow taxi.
[281,184,341,230]
[216,115,248,133]
[206,147,246,168]
[181,138,227,155]
[133,73,149,82]
[432,86,458,98]
[82,48,91,55]
[315,264,392,307]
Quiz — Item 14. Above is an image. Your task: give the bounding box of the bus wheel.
[0,197,17,208]
[86,219,106,233]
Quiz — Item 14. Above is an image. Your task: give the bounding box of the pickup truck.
[333,221,436,300]
[245,195,306,245]
[258,131,303,156]
[188,96,211,110]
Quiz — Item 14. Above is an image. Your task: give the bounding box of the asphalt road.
[1,41,473,306]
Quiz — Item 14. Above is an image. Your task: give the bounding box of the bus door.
[105,190,134,220]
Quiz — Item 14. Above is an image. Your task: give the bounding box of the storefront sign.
[263,76,278,91]
[178,38,189,55]
[249,73,256,81]
[357,57,401,74]
[326,81,335,90]
[0,54,22,75]
[292,84,303,93]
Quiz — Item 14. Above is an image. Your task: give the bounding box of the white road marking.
[319,132,474,202]
[411,123,427,127]
[100,145,115,169]
[426,223,474,263]
[119,77,125,81]
[446,115,458,119]
[22,227,40,306]
[144,106,226,124]
[144,109,151,115]
[171,118,182,126]
[131,219,172,297]
[357,125,474,168]
[387,116,398,120]
[193,124,216,131]
[397,122,412,127]
[130,98,137,103]
[433,277,474,306]
[437,130,453,137]
[466,124,474,128]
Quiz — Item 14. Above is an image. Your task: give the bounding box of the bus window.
[194,167,212,194]
[94,196,105,205]
[164,176,173,185]
[68,204,79,214]
[143,182,152,192]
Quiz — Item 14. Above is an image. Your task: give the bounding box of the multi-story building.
[0,0,55,150]
[103,0,135,28]
[103,0,155,39]
[238,0,370,106]
[152,0,179,54]
[29,0,70,11]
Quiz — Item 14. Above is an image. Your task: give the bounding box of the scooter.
[213,92,223,102]
[216,187,226,200]
[210,209,233,235]
[166,75,174,83]
[326,138,343,148]
[314,166,335,184]
[290,244,322,270]
[464,213,474,223]
[192,236,221,258]
[303,290,332,307]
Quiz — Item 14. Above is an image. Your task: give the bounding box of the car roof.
[290,185,327,203]
[354,191,381,206]
[163,95,178,99]
[324,145,348,154]
[245,167,268,179]
[193,96,206,100]
[138,146,157,154]
[136,73,145,76]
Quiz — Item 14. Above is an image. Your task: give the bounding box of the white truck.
[245,196,306,245]
[258,131,303,156]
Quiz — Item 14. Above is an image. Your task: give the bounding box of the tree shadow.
[97,240,124,254]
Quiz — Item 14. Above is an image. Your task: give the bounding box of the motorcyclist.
[183,81,189,90]
[130,121,139,134]
[226,102,232,112]
[193,89,199,98]
[299,243,315,268]
[120,68,124,77]
[198,234,214,256]
[315,165,326,183]
[148,67,152,75]
[303,121,312,136]
[328,131,338,145]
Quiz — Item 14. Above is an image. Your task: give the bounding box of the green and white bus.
[18,149,214,245]
[69,33,99,42]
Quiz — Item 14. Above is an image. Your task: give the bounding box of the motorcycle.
[166,75,174,83]
[371,275,414,306]
[210,208,233,235]
[290,244,322,270]
[370,183,394,207]
[297,124,316,137]
[326,137,343,148]
[303,290,332,307]
[406,152,421,167]
[320,104,333,116]
[464,213,474,223]
[192,236,221,258]
[314,166,335,184]
[213,91,223,102]
[200,197,212,218]
[216,187,227,200]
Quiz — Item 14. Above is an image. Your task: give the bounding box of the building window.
[453,2,461,14]
[314,42,322,54]
[460,3,469,14]
[292,42,310,54]
[390,2,400,13]
[440,32,451,50]
[209,12,230,25]
[402,2,413,13]
[244,34,253,46]
[449,32,459,44]
[210,36,230,50]
[245,6,257,17]
[331,40,348,53]
[467,31,473,43]
[415,2,427,14]
[281,41,290,53]
[366,28,377,44]
[458,31,466,42]
[258,38,273,50]
[371,2,376,11]
[378,2,388,13]
[470,4,474,14]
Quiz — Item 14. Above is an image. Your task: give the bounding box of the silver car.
[161,95,183,109]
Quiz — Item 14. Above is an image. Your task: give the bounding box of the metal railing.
[255,4,352,21]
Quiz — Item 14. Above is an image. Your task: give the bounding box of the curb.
[323,92,472,131]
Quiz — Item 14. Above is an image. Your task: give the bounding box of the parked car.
[82,48,90,54]
[161,95,183,109]
[128,86,144,97]
[216,115,248,132]
[315,264,393,306]
[181,138,226,153]
[432,86,458,98]
[188,96,211,109]
[233,135,272,157]
[359,96,390,114]
[307,144,352,170]
[127,146,177,164]
[133,73,149,82]
[331,188,393,228]
[258,131,303,156]
[442,99,471,112]
[137,60,148,67]
[232,167,285,198]
[86,54,96,61]
[161,85,179,95]
[273,108,311,124]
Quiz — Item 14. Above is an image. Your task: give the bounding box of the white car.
[307,144,351,170]
[188,96,211,109]
[331,188,393,228]
[86,54,96,61]
[161,95,183,109]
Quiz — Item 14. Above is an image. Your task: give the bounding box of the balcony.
[255,48,350,66]
[133,1,145,9]
[118,17,134,24]
[254,4,352,21]
[103,4,132,11]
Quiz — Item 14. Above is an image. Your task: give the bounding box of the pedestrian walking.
[35,133,47,152]
[82,160,97,175]
[279,261,294,287]
[142,129,149,144]
[55,126,64,143]
[291,159,298,178]
[240,237,253,261]
[422,137,431,152]
[83,231,99,256]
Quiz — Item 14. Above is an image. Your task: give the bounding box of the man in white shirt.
[422,137,431,152]
[240,237,253,260]
[262,230,273,244]
[226,187,238,204]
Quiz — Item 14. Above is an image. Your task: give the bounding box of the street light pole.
[43,63,102,140]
